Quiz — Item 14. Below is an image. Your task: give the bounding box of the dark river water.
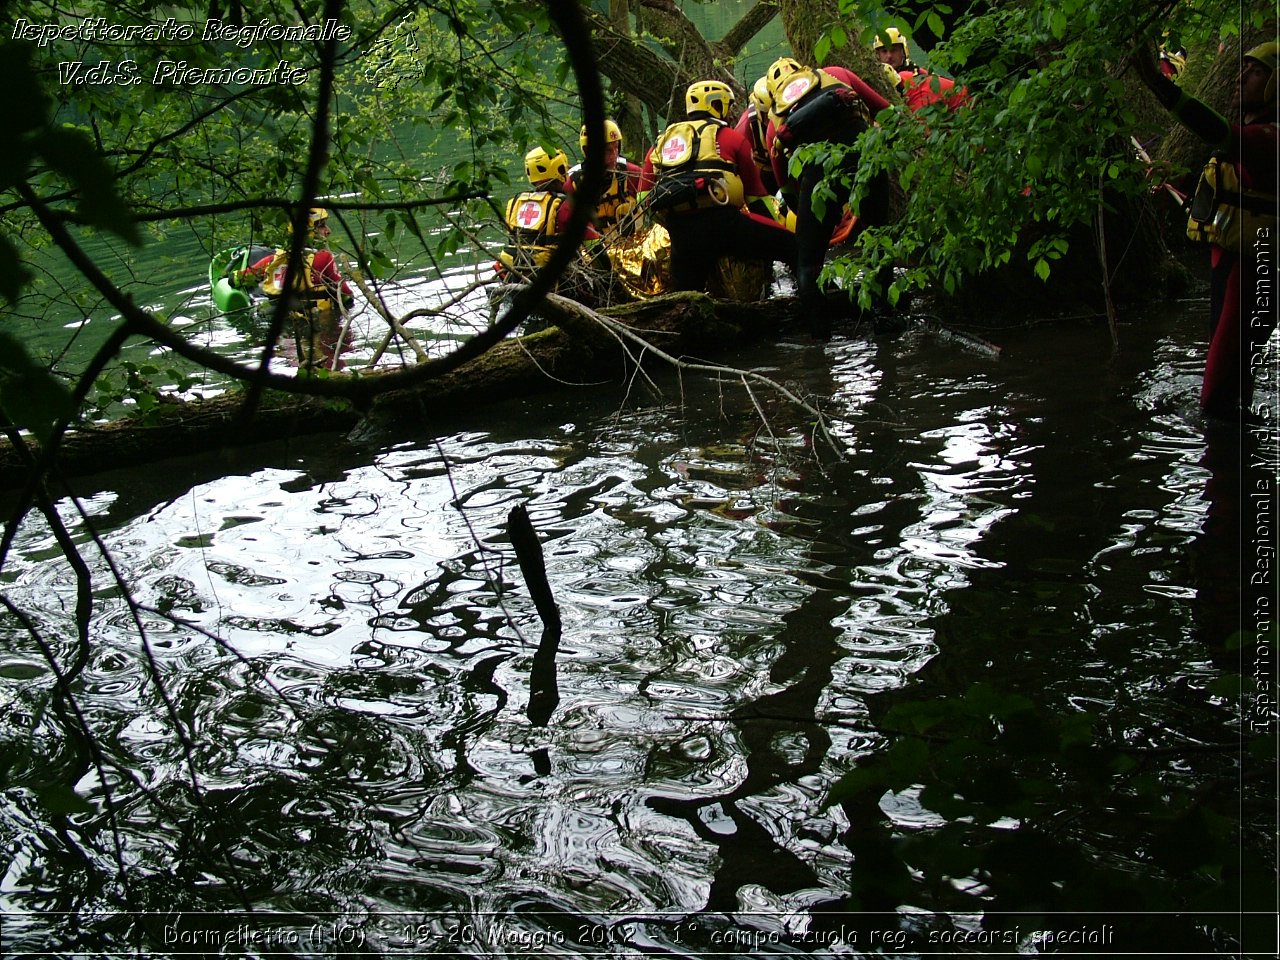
[0,296,1275,956]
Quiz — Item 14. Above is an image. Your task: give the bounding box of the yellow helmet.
[288,207,329,234]
[579,119,623,150]
[1245,41,1279,104]
[874,26,910,61]
[767,57,803,90]
[750,76,773,114]
[685,80,735,121]
[524,145,569,185]
[765,57,810,108]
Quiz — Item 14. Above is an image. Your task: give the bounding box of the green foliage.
[0,332,74,444]
[0,40,140,298]
[2,0,570,257]
[87,361,194,423]
[0,0,589,423]
[820,0,1250,306]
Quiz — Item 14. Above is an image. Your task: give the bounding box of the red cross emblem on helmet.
[517,200,542,227]
[662,135,689,162]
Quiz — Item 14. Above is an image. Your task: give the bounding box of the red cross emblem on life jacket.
[661,134,690,163]
[782,76,813,105]
[517,200,542,227]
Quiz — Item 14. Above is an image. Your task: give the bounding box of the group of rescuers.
[228,27,1276,422]
[501,28,1278,421]
[499,28,967,339]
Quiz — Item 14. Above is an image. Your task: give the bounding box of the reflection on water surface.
[0,304,1272,955]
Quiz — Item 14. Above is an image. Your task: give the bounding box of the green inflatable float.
[209,244,275,314]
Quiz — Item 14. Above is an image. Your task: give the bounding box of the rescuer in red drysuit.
[764,58,894,336]
[638,79,797,293]
[1135,41,1278,420]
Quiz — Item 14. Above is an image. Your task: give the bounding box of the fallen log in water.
[0,291,797,490]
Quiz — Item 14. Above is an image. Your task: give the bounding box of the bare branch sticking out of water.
[507,503,562,637]
[540,290,848,459]
[352,273,431,364]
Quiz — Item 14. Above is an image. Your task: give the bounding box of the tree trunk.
[608,0,651,148]
[777,0,896,100]
[721,1,782,57]
[581,1,784,127]
[0,293,796,490]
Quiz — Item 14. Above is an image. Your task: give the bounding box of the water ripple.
[0,303,1238,950]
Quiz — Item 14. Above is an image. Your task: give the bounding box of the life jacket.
[258,249,345,366]
[646,120,745,216]
[259,249,334,307]
[770,68,870,149]
[499,189,565,273]
[1159,49,1186,79]
[569,160,637,228]
[1186,150,1277,254]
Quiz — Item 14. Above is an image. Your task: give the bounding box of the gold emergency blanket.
[605,223,771,303]
[606,223,673,299]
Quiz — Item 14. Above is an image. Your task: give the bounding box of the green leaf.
[1034,258,1050,282]
[0,230,32,302]
[0,333,75,444]
[1058,711,1096,750]
[885,736,929,783]
[1207,674,1242,697]
[368,250,396,278]
[1109,752,1138,775]
[824,765,889,808]
[0,44,50,137]
[37,128,139,245]
[0,140,34,193]
[37,783,95,816]
[815,34,832,65]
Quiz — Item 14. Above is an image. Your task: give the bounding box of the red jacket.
[549,185,602,240]
[566,159,643,198]
[250,247,353,301]
[899,68,970,112]
[820,65,892,114]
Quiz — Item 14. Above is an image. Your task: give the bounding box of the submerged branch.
[352,273,432,363]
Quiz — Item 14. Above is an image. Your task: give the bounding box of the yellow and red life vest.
[647,120,745,215]
[570,161,637,228]
[259,249,335,308]
[768,68,870,148]
[499,189,566,273]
